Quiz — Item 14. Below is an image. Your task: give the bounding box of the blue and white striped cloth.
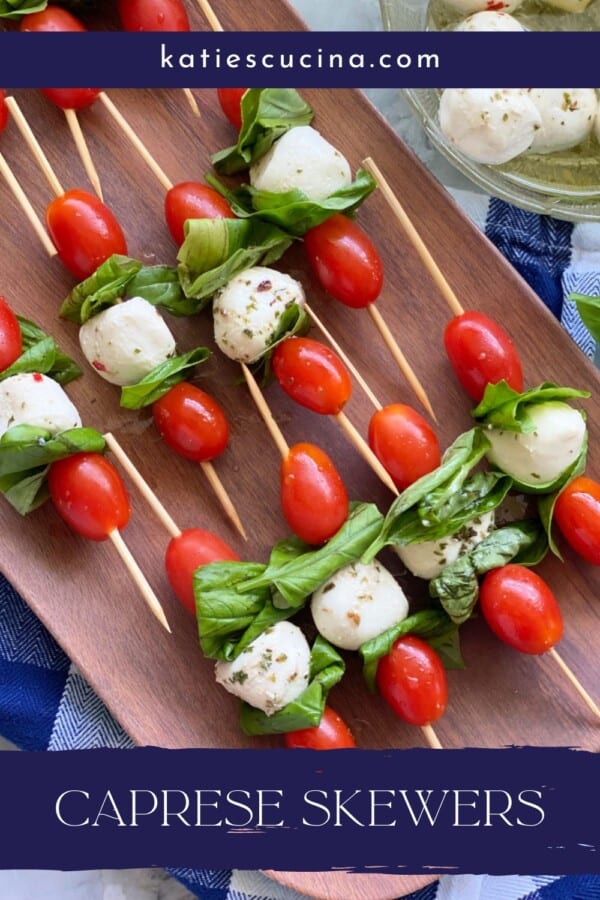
[1,195,599,899]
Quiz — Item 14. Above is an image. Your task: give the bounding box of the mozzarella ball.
[0,373,81,438]
[442,0,522,13]
[439,89,541,165]
[394,512,495,581]
[455,10,525,29]
[215,622,311,716]
[213,266,306,364]
[527,90,598,154]
[250,126,352,201]
[485,402,586,487]
[79,297,176,387]
[311,560,409,651]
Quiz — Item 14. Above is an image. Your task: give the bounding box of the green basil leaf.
[360,608,463,692]
[473,381,590,433]
[0,337,56,382]
[362,428,491,561]
[59,255,143,324]
[571,291,600,344]
[119,346,210,410]
[0,425,106,515]
[239,636,345,736]
[5,318,82,385]
[126,265,187,315]
[177,218,292,305]
[537,434,589,559]
[238,502,385,609]
[429,520,548,624]
[207,169,377,237]
[0,0,46,18]
[211,88,314,175]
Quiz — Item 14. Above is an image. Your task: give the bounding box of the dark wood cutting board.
[0,2,598,898]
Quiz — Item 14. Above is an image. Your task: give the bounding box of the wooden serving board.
[0,2,598,898]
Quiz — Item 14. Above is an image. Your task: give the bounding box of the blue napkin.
[1,197,598,899]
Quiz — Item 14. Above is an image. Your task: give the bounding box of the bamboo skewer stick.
[548,648,600,721]
[196,0,223,30]
[98,92,174,192]
[241,363,289,459]
[199,460,248,541]
[421,724,443,750]
[5,96,64,197]
[103,432,181,539]
[108,529,171,632]
[0,153,57,257]
[336,411,399,496]
[63,108,103,201]
[362,156,465,318]
[183,89,201,117]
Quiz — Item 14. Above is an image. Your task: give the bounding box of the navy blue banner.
[0,747,597,873]
[0,32,599,88]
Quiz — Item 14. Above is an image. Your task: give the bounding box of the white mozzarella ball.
[215,621,311,716]
[485,402,586,487]
[0,373,81,438]
[394,512,495,581]
[250,126,352,201]
[439,88,541,165]
[442,0,522,13]
[311,560,409,651]
[79,297,176,387]
[526,90,597,154]
[455,10,525,29]
[213,266,306,363]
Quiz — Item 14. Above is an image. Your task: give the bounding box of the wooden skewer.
[5,96,64,198]
[548,648,600,721]
[336,411,399,496]
[196,0,223,30]
[421,723,443,750]
[0,152,57,257]
[241,363,289,459]
[199,460,247,540]
[362,156,465,318]
[98,92,174,192]
[108,529,171,632]
[103,432,181,539]
[305,302,382,411]
[63,108,103,201]
[183,89,201,117]
[367,304,437,422]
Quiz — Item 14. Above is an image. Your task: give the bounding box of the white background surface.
[0,0,455,896]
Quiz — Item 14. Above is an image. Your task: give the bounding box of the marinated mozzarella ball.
[213,266,306,364]
[442,0,522,14]
[439,89,541,165]
[79,297,176,387]
[455,10,525,29]
[215,622,311,715]
[250,126,352,201]
[527,90,598,154]
[0,373,81,438]
[395,512,495,581]
[311,560,409,651]
[485,402,586,487]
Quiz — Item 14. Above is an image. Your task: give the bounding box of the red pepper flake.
[486,1,506,8]
[257,280,272,292]
[32,372,43,382]
[92,360,107,372]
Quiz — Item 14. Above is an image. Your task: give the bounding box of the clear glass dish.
[379,0,600,222]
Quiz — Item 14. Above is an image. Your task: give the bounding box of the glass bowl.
[379,0,600,222]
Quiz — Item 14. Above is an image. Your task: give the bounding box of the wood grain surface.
[0,2,598,898]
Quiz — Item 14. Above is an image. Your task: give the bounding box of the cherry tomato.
[281,443,348,545]
[217,88,247,131]
[479,565,563,655]
[284,706,356,749]
[41,87,101,111]
[444,311,524,403]
[368,404,441,491]
[554,477,600,565]
[46,189,127,280]
[164,182,235,246]
[304,214,383,309]
[0,90,8,134]
[48,453,131,541]
[20,5,86,31]
[0,296,23,372]
[118,0,190,30]
[376,635,447,726]
[152,383,229,462]
[165,527,239,615]
[272,337,352,415]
